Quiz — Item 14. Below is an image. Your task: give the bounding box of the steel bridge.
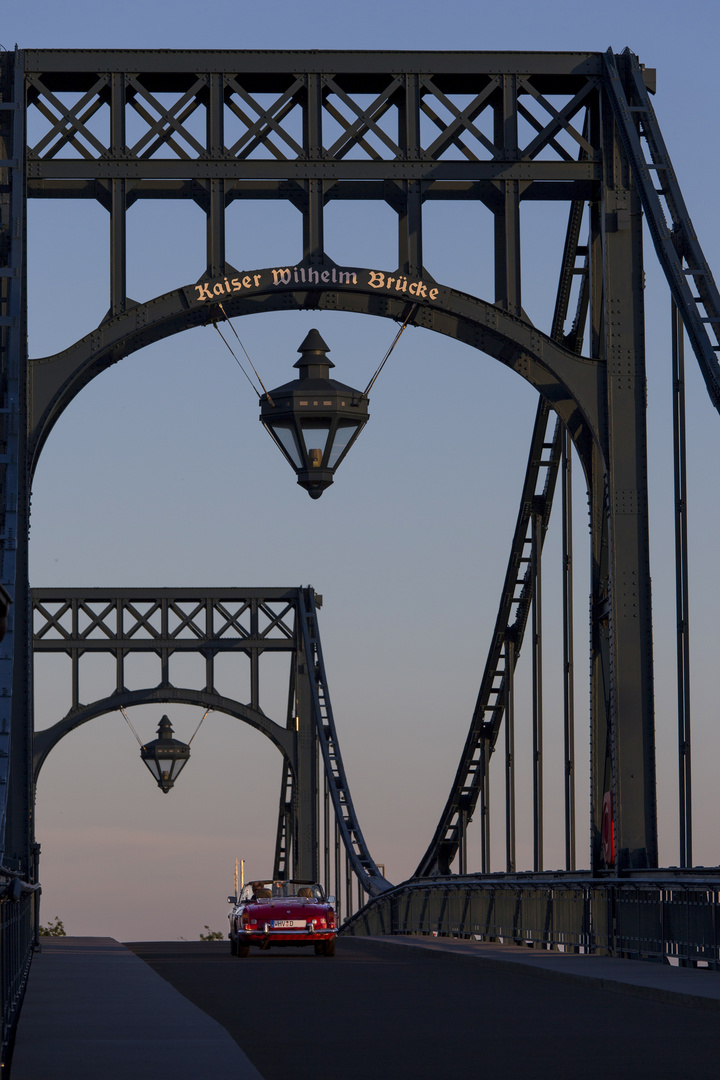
[2,44,720,1063]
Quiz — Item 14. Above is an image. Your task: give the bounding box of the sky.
[4,0,720,940]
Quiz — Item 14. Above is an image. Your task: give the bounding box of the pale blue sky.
[8,0,720,939]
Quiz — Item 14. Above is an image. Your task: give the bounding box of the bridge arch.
[32,687,295,782]
[28,270,602,482]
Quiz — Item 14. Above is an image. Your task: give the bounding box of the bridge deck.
[13,934,720,1078]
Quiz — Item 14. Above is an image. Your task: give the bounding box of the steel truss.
[0,54,717,1026]
[31,586,389,898]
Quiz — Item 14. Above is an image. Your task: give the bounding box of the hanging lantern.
[140,715,190,793]
[259,330,369,499]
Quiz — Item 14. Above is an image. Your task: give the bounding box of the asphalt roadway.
[127,936,720,1080]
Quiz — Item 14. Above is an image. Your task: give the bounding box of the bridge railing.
[341,875,720,968]
[1,884,37,1066]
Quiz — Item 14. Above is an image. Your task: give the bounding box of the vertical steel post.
[504,635,516,873]
[303,75,324,264]
[345,850,352,919]
[480,744,490,873]
[206,74,225,278]
[598,87,657,870]
[334,817,341,922]
[493,75,522,316]
[294,654,319,882]
[562,430,576,870]
[398,74,422,278]
[323,772,330,894]
[672,300,692,867]
[532,499,543,871]
[459,806,468,876]
[588,188,613,872]
[2,50,31,878]
[109,73,126,318]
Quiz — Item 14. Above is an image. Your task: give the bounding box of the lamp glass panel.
[158,752,186,771]
[172,757,189,778]
[143,756,162,780]
[268,422,303,468]
[327,421,361,467]
[299,420,332,462]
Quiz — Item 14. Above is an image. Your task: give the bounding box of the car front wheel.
[237,942,250,958]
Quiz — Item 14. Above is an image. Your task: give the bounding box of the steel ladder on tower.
[604,47,720,415]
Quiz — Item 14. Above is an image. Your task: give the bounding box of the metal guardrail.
[342,876,720,968]
[1,886,36,1070]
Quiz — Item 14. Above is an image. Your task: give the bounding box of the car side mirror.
[227,895,237,904]
[326,895,335,905]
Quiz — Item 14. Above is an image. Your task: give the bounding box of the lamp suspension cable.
[119,705,145,749]
[214,298,416,405]
[363,303,418,397]
[214,303,275,406]
[212,320,262,398]
[187,707,212,746]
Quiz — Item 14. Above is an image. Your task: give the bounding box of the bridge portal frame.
[31,587,319,881]
[0,47,664,888]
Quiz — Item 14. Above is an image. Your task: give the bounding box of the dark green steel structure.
[2,44,720,1062]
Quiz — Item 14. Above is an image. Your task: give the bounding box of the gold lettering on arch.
[191,266,439,307]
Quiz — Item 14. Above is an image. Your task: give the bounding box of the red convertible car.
[228,879,337,957]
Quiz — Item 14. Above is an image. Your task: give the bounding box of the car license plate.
[271,919,302,928]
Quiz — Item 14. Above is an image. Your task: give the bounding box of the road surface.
[126,936,720,1079]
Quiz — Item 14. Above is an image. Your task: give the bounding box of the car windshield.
[241,881,325,902]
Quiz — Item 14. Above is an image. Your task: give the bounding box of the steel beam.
[672,302,692,867]
[598,89,657,869]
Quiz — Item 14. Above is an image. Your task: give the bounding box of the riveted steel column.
[334,817,341,921]
[109,73,127,317]
[672,300,692,867]
[493,75,522,316]
[206,74,225,278]
[531,498,543,871]
[2,50,31,877]
[504,634,516,873]
[398,74,422,278]
[588,180,612,872]
[323,772,330,894]
[478,744,489,874]
[599,90,657,870]
[562,430,576,870]
[345,849,352,918]
[303,75,324,264]
[294,653,319,882]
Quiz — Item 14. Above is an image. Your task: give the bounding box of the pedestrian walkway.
[370,934,720,1011]
[11,937,263,1080]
